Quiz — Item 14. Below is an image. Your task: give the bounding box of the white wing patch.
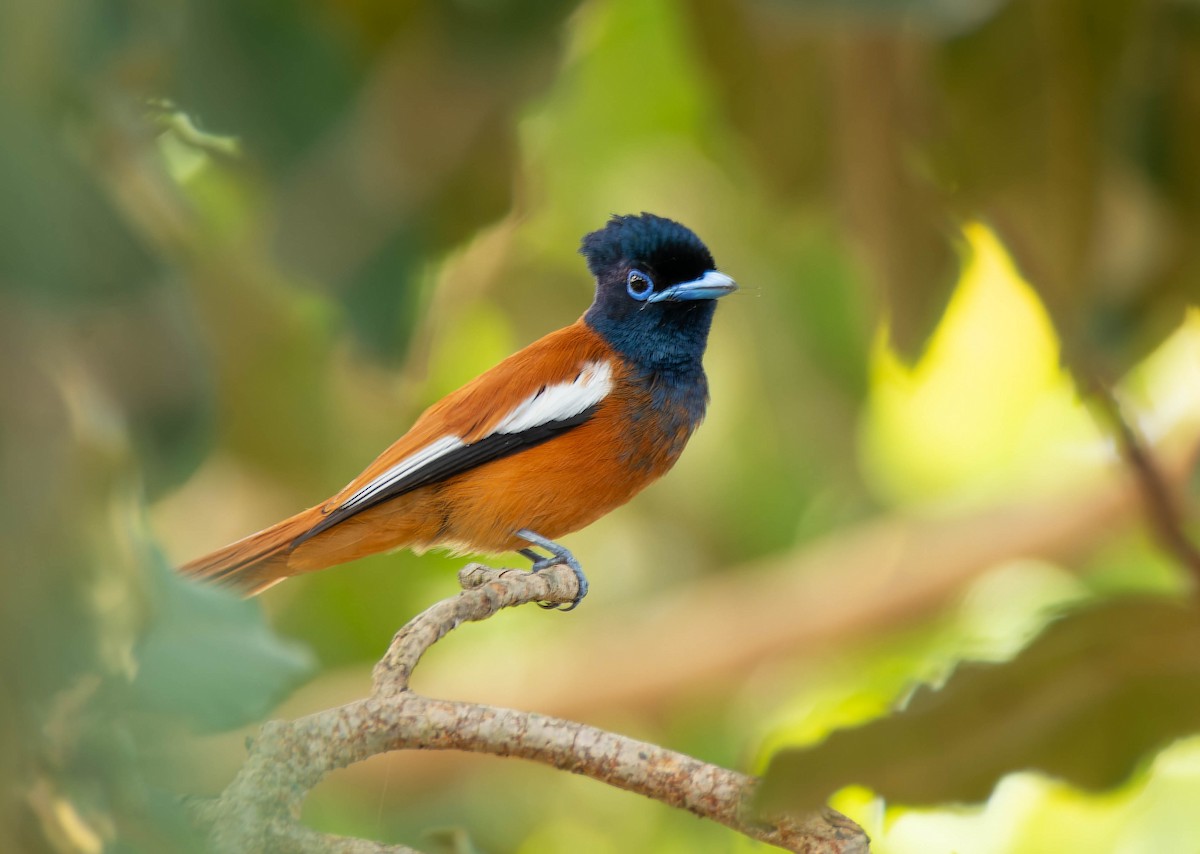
[339,435,465,512]
[493,359,613,435]
[333,360,611,514]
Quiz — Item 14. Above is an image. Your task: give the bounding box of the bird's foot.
[515,530,589,611]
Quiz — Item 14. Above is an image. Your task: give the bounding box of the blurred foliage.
[758,597,1200,812]
[692,0,1200,371]
[2,0,1199,851]
[133,562,313,732]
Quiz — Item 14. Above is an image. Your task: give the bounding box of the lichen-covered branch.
[188,565,869,854]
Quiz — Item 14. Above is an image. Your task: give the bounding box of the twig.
[187,565,869,853]
[1092,385,1200,585]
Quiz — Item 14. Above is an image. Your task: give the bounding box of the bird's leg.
[515,529,589,611]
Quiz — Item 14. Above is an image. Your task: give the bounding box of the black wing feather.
[292,404,598,547]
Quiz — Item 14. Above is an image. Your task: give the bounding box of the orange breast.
[431,379,692,553]
[285,341,703,571]
[296,371,692,568]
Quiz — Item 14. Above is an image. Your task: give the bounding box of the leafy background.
[3,0,1200,851]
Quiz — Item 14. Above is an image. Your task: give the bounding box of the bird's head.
[581,213,736,374]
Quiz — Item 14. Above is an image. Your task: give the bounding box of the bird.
[180,213,737,609]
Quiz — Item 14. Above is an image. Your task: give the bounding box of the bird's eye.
[626,270,654,301]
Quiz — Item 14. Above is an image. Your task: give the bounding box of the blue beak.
[647,270,738,303]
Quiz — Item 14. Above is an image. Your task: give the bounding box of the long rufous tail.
[179,507,323,596]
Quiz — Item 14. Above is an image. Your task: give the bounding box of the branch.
[1092,384,1200,585]
[188,565,869,854]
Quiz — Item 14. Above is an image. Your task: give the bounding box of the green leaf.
[133,554,315,731]
[758,597,1200,813]
[0,106,162,303]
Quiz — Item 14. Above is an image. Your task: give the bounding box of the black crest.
[579,213,716,288]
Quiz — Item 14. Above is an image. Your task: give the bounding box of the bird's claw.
[516,529,589,611]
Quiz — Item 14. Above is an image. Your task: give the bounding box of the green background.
[3,0,1200,851]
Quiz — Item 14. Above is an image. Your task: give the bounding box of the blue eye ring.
[626,269,654,301]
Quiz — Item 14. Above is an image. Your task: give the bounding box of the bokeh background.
[3,0,1200,851]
